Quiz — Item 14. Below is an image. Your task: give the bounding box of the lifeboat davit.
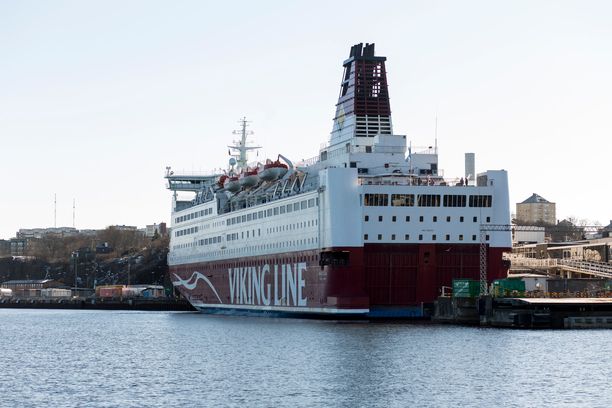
[224,176,240,192]
[259,160,288,181]
[239,168,259,188]
[217,175,228,189]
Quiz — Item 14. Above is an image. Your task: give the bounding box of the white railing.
[509,254,612,278]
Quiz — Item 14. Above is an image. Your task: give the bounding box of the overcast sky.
[1,0,611,239]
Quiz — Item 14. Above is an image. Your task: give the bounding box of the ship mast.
[228,117,260,170]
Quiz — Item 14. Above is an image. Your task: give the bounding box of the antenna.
[228,117,260,169]
[54,193,57,228]
[434,113,438,154]
[73,198,76,228]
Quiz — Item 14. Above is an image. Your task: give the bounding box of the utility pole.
[72,251,79,294]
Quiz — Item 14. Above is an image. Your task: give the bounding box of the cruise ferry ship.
[166,43,511,318]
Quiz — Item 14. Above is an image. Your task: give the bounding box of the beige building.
[516,193,556,225]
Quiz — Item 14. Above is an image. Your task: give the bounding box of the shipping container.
[98,286,123,298]
[492,279,526,297]
[40,288,72,298]
[452,279,480,298]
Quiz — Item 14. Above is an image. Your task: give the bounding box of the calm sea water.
[0,309,611,408]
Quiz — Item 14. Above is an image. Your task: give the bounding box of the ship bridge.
[165,169,221,192]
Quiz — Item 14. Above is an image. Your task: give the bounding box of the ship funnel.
[465,153,475,186]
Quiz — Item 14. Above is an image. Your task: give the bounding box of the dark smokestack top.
[346,43,384,63]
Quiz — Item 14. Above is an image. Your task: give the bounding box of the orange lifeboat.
[224,175,240,192]
[239,168,259,188]
[259,159,288,181]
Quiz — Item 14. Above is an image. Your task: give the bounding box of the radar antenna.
[228,117,260,169]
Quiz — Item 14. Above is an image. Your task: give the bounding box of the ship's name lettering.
[228,262,307,307]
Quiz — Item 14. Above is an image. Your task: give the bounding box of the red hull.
[169,243,510,316]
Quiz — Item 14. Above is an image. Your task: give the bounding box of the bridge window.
[469,195,493,207]
[443,195,466,207]
[364,193,389,206]
[417,194,441,207]
[391,194,414,206]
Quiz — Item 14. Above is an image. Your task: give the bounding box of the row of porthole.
[364,233,490,242]
[364,215,492,223]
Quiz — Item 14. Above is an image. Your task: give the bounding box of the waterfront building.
[516,193,556,226]
[17,227,78,239]
[0,239,10,257]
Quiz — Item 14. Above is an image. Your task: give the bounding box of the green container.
[453,279,480,298]
[492,279,526,297]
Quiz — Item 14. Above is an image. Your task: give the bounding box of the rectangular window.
[241,215,246,223]
[459,234,464,241]
[391,194,414,207]
[405,234,410,240]
[432,234,437,241]
[446,234,450,241]
[364,193,389,206]
[258,211,264,218]
[247,213,252,222]
[274,207,279,215]
[301,201,307,210]
[293,203,299,211]
[433,216,437,222]
[472,235,477,241]
[286,204,292,213]
[364,234,368,240]
[418,234,423,241]
[417,194,441,207]
[280,206,286,214]
[405,216,411,222]
[486,216,491,223]
[308,198,315,208]
[443,194,466,207]
[267,209,273,216]
[469,195,493,207]
[391,234,396,240]
[392,216,396,222]
[364,215,369,222]
[419,216,424,222]
[378,216,383,222]
[377,234,382,240]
